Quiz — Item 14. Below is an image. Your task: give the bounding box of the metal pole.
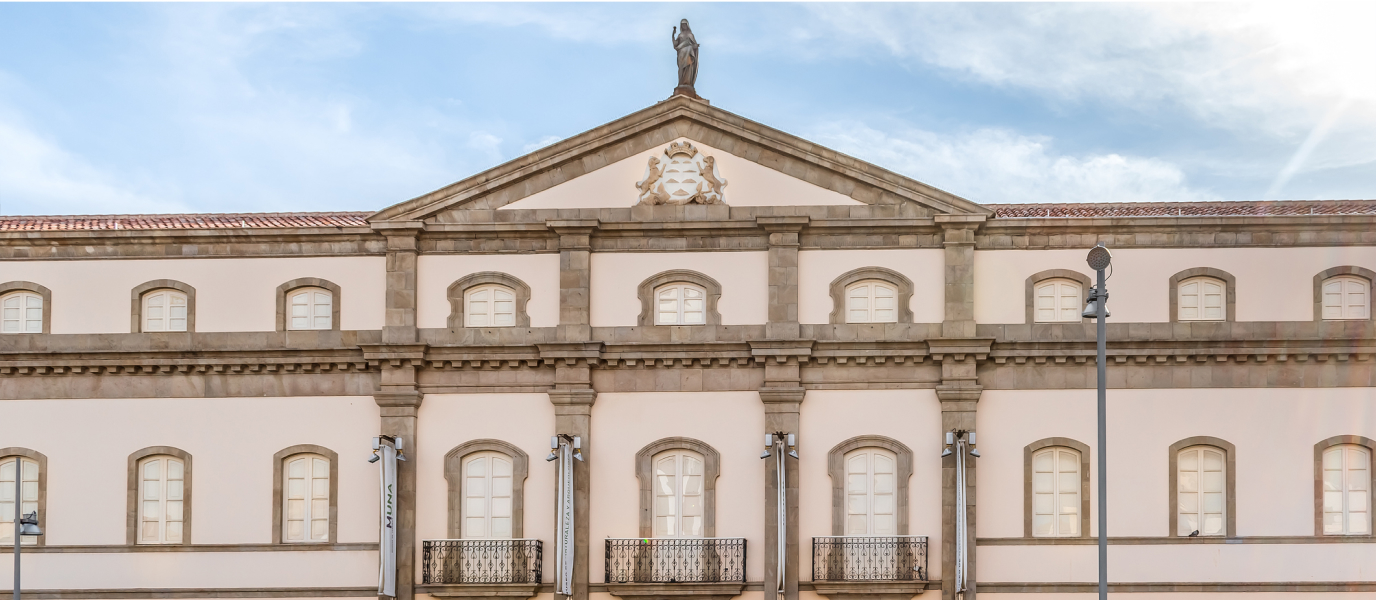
[1096,268,1108,600]
[14,459,21,600]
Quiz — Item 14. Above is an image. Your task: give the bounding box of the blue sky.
[0,2,1373,216]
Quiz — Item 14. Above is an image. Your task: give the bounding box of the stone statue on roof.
[672,19,700,97]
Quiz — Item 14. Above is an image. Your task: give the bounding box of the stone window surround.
[0,447,48,546]
[276,278,342,332]
[1168,268,1237,323]
[130,280,196,333]
[1313,435,1376,537]
[636,270,723,327]
[1166,436,1236,538]
[635,437,721,538]
[1023,437,1091,538]
[1314,266,1376,322]
[444,439,529,539]
[826,435,914,535]
[446,272,532,329]
[827,267,915,324]
[0,281,53,335]
[1025,269,1092,324]
[126,446,193,545]
[271,445,340,544]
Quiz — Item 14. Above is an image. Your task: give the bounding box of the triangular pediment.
[369,96,989,223]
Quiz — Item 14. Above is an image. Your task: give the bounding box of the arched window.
[1031,447,1081,537]
[655,284,707,326]
[652,450,705,538]
[1034,279,1082,323]
[0,455,40,545]
[142,290,188,332]
[465,285,517,328]
[287,288,333,331]
[845,281,898,324]
[282,453,331,543]
[462,451,514,539]
[1322,445,1371,535]
[843,448,896,535]
[1176,446,1226,537]
[1322,276,1370,320]
[137,455,186,544]
[1177,277,1225,321]
[1,292,42,334]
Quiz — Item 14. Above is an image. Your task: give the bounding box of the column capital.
[546,219,600,250]
[934,214,984,246]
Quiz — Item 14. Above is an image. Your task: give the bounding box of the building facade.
[3,94,1376,600]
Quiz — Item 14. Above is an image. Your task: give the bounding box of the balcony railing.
[605,537,747,584]
[812,536,928,582]
[422,539,543,584]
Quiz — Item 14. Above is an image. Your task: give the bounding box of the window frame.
[444,439,529,539]
[126,446,192,545]
[1023,438,1091,539]
[272,445,339,544]
[843,280,900,325]
[1168,268,1236,323]
[133,453,189,545]
[827,267,914,324]
[1166,436,1236,538]
[653,283,709,326]
[1024,270,1091,324]
[1321,276,1371,321]
[0,282,51,335]
[827,435,914,536]
[635,437,720,538]
[1314,435,1376,537]
[636,270,722,327]
[464,284,519,328]
[1313,267,1376,322]
[841,447,899,536]
[276,278,342,332]
[130,280,196,333]
[649,449,708,538]
[446,272,532,329]
[0,448,47,546]
[1,291,44,335]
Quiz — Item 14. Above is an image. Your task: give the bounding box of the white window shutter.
[845,281,898,324]
[462,452,513,539]
[1323,277,1370,320]
[0,457,39,545]
[1323,445,1371,535]
[655,285,707,326]
[1177,447,1225,536]
[1035,279,1082,323]
[466,285,517,328]
[1031,447,1080,537]
[138,456,185,544]
[842,448,898,535]
[651,450,707,538]
[1,293,42,334]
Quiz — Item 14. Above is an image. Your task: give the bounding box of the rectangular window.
[138,456,185,544]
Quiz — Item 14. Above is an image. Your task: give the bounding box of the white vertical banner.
[953,436,968,599]
[555,441,575,595]
[377,440,398,597]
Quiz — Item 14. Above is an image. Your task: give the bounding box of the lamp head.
[1086,244,1112,271]
[368,454,380,463]
[19,512,41,536]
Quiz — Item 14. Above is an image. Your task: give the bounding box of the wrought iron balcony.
[422,539,543,584]
[605,537,747,584]
[812,536,928,582]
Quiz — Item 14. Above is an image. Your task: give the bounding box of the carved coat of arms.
[635,141,727,205]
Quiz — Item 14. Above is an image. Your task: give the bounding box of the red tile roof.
[987,200,1376,219]
[0,212,370,231]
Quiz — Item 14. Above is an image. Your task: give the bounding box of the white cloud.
[0,116,183,215]
[811,122,1221,205]
[522,135,563,154]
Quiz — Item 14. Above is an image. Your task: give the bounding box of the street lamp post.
[12,459,43,600]
[1084,244,1112,600]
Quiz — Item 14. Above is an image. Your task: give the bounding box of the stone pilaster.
[928,340,989,600]
[363,344,428,600]
[374,222,425,344]
[935,215,985,340]
[541,342,602,600]
[548,220,598,343]
[752,340,811,600]
[758,217,808,340]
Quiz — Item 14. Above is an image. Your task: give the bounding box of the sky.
[0,2,1373,216]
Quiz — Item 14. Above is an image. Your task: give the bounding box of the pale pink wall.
[797,250,945,324]
[589,252,769,327]
[500,138,864,210]
[799,390,945,579]
[979,543,1376,583]
[977,388,1376,539]
[590,392,766,583]
[983,595,1376,600]
[415,393,557,581]
[0,396,380,546]
[0,550,375,589]
[0,257,386,333]
[417,254,561,328]
[973,247,1376,323]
